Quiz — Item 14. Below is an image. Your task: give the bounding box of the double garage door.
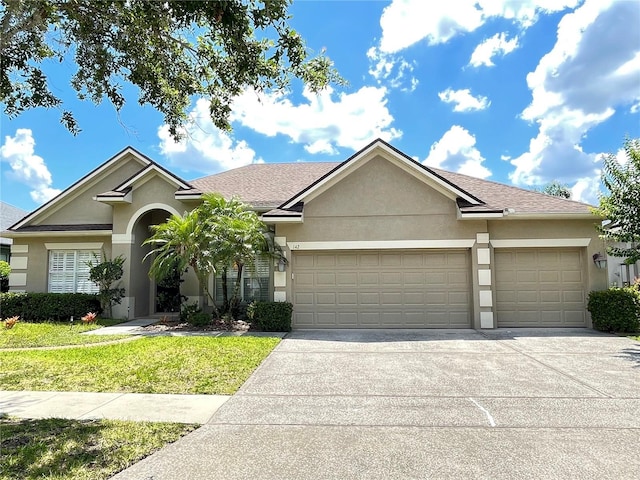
[292,250,471,328]
[292,247,587,329]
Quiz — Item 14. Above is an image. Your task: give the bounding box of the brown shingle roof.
[190,159,593,216]
[190,162,338,209]
[432,168,593,214]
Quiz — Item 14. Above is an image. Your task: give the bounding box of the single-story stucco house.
[3,139,608,329]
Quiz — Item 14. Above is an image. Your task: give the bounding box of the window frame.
[214,255,271,304]
[48,249,101,294]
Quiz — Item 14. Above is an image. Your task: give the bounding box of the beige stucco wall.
[32,156,145,226]
[278,156,486,242]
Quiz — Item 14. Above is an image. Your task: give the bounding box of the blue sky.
[1,0,639,214]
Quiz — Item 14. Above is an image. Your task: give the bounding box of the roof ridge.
[190,161,341,182]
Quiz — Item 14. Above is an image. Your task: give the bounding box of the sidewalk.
[0,390,229,424]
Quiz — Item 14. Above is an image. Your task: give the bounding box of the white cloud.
[230,86,401,154]
[438,88,490,112]
[469,32,519,67]
[423,125,492,179]
[376,0,579,54]
[0,129,61,204]
[368,0,576,89]
[366,47,418,91]
[571,175,601,205]
[509,0,640,194]
[158,98,263,173]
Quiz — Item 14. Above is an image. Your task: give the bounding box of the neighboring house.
[606,243,640,287]
[3,139,607,328]
[0,202,28,262]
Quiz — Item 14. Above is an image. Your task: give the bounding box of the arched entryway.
[125,205,179,318]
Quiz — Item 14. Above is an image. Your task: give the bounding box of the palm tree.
[201,193,287,323]
[143,209,220,318]
[143,193,288,325]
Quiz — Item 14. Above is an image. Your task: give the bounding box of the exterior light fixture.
[277,258,287,272]
[592,253,607,269]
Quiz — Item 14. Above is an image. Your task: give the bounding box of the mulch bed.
[141,319,253,333]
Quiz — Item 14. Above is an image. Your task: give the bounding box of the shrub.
[88,253,125,318]
[247,301,293,332]
[0,292,102,323]
[0,260,10,293]
[180,302,201,323]
[587,288,640,333]
[188,312,212,327]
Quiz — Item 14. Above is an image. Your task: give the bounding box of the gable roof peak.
[277,138,484,210]
[10,145,155,230]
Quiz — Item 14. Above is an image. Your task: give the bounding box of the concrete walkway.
[0,390,229,424]
[82,318,159,335]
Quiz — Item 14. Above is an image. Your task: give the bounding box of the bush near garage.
[247,301,293,332]
[587,287,640,333]
[0,292,102,322]
[0,260,10,293]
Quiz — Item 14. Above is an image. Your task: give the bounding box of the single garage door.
[292,250,471,328]
[495,248,586,327]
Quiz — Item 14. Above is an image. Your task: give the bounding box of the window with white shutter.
[215,255,270,303]
[48,250,101,293]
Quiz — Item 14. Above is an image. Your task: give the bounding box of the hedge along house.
[4,139,607,328]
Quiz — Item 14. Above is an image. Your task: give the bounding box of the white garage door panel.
[293,250,471,328]
[495,248,586,327]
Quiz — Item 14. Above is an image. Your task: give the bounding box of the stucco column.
[111,236,134,319]
[273,236,288,302]
[473,232,495,329]
[8,244,28,292]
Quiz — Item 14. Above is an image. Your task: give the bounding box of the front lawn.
[0,417,196,480]
[0,319,129,348]
[0,336,279,394]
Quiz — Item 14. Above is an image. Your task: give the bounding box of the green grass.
[0,320,130,348]
[0,417,196,480]
[0,336,279,394]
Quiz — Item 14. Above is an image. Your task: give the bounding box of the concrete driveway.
[114,329,640,479]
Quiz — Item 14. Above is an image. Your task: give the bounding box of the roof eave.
[261,214,304,224]
[458,212,505,219]
[499,212,598,220]
[174,193,203,201]
[95,190,132,204]
[4,230,113,238]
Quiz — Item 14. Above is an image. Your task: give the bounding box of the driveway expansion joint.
[477,330,615,399]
